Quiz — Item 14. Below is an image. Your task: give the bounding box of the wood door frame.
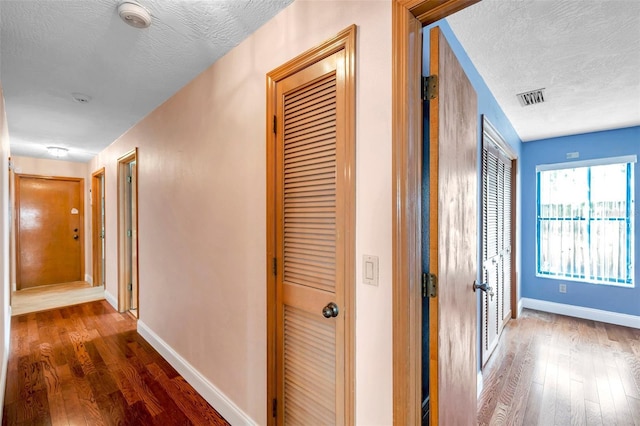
[391,1,480,424]
[117,148,138,315]
[91,167,105,287]
[15,173,85,290]
[266,25,356,425]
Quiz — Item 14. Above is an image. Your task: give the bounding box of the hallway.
[2,300,229,425]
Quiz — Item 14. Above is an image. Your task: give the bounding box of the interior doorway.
[91,168,106,288]
[117,149,138,317]
[392,1,482,424]
[15,174,84,289]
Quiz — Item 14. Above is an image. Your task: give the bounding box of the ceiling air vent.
[516,88,546,107]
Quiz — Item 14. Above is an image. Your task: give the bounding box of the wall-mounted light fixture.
[47,146,69,158]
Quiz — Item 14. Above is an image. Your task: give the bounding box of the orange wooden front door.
[428,26,478,424]
[16,175,84,289]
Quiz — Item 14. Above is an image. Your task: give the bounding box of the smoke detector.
[118,2,151,29]
[516,88,546,107]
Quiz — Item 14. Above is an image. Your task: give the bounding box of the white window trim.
[536,155,637,172]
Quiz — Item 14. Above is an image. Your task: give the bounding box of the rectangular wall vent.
[516,88,545,106]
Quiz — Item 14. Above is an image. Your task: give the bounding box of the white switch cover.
[363,255,379,286]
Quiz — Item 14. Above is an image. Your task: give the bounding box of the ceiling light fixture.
[118,2,152,29]
[47,147,69,158]
[71,92,92,104]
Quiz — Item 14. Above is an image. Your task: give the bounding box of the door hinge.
[127,176,132,183]
[272,258,277,276]
[272,398,277,418]
[423,273,437,298]
[127,229,132,237]
[273,115,277,134]
[422,75,438,101]
[128,283,133,291]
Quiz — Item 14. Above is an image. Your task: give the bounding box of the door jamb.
[91,167,105,287]
[117,148,138,314]
[265,25,356,426]
[391,1,481,424]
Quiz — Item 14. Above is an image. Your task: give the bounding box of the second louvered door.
[481,123,514,366]
[275,50,345,425]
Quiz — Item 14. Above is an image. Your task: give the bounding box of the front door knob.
[322,302,339,318]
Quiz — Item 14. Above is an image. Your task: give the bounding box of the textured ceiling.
[1,1,638,161]
[448,0,640,142]
[0,0,293,162]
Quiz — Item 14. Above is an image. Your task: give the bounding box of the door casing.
[391,1,481,424]
[91,167,106,287]
[266,25,356,425]
[117,148,139,315]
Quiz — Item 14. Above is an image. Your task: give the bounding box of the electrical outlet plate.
[559,284,567,293]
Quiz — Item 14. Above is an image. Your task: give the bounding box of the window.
[536,156,636,286]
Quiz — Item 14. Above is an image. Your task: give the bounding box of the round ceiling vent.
[118,2,151,29]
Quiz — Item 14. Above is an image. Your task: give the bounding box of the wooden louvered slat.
[283,305,336,424]
[284,110,336,137]
[285,77,335,108]
[285,96,336,124]
[285,125,336,148]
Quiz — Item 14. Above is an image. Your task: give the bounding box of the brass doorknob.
[322,302,339,318]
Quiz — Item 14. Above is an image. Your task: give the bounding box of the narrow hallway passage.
[2,300,229,425]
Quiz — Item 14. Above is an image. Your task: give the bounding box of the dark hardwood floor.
[2,300,229,425]
[478,308,640,426]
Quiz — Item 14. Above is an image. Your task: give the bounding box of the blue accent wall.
[521,126,640,316]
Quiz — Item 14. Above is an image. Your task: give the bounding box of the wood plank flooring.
[11,282,105,316]
[478,308,640,426]
[2,300,229,425]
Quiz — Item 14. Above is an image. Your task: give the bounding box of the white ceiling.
[0,0,293,162]
[0,1,638,162]
[447,0,640,142]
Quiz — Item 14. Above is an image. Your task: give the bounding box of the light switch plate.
[363,255,379,286]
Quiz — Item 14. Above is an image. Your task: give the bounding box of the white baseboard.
[521,298,640,329]
[85,274,93,285]
[104,291,118,311]
[517,299,523,317]
[137,320,256,425]
[477,370,483,398]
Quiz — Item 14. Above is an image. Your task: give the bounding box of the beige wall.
[10,156,92,288]
[90,1,393,423]
[0,84,11,420]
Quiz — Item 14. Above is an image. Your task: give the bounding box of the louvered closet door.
[481,138,514,366]
[482,148,500,366]
[275,50,346,426]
